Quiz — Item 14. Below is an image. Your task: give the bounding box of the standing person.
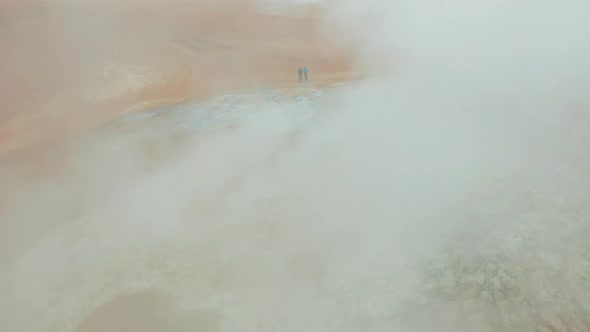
[298,67,303,82]
[303,66,309,81]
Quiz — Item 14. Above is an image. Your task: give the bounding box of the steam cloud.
[1,0,590,331]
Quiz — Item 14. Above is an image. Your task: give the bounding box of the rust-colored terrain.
[0,0,356,161]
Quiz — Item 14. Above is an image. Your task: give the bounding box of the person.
[298,67,303,82]
[303,66,309,81]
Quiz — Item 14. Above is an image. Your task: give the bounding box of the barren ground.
[0,0,357,163]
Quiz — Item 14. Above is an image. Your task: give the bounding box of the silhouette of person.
[298,67,303,82]
[303,66,308,81]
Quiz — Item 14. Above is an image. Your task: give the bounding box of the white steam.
[1,0,590,331]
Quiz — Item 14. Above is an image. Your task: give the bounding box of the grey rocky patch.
[412,213,590,332]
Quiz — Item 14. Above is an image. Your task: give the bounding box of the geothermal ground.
[0,0,357,160]
[1,1,590,332]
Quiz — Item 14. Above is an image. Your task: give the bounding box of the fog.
[1,0,590,331]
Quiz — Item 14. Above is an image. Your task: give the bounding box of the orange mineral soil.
[0,0,357,162]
